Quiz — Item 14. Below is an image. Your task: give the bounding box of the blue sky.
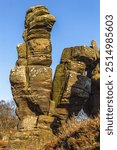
[0,0,100,101]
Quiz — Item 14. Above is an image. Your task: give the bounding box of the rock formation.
[52,40,100,122]
[10,5,56,131]
[8,5,100,149]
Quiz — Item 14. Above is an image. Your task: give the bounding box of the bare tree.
[0,100,17,131]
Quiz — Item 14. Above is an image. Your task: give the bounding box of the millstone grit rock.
[9,5,100,149]
[7,129,57,150]
[84,63,100,116]
[52,40,100,120]
[10,5,56,131]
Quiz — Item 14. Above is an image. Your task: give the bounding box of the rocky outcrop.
[10,5,56,131]
[52,40,100,121]
[9,5,100,150]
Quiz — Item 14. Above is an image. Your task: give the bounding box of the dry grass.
[44,116,100,150]
[0,140,8,149]
[7,116,100,150]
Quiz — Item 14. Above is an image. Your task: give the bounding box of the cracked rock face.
[8,5,100,150]
[52,40,100,120]
[10,5,56,130]
[10,5,99,133]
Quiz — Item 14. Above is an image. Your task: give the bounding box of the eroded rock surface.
[10,5,56,131]
[9,5,100,150]
[52,40,100,121]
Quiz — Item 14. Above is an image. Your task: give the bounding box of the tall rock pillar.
[10,5,56,130]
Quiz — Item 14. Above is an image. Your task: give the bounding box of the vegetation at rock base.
[0,100,99,149]
[0,100,18,148]
[44,116,100,150]
[1,5,100,150]
[18,116,100,150]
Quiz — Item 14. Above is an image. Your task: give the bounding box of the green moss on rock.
[52,64,68,106]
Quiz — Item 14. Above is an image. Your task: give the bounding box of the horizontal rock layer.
[52,40,100,120]
[10,5,56,131]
